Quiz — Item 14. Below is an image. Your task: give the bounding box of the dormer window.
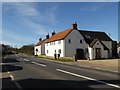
[85,35,91,39]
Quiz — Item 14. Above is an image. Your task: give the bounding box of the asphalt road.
[1,54,120,89]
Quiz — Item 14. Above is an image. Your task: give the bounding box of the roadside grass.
[35,55,74,62]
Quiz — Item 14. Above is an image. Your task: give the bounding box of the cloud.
[80,7,99,12]
[3,3,39,16]
[3,2,58,23]
[3,2,58,35]
[2,30,35,44]
[15,3,39,16]
[24,19,48,35]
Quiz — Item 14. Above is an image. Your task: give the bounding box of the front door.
[76,49,84,59]
[95,48,101,59]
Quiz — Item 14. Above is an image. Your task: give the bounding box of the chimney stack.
[46,33,50,39]
[72,22,77,30]
[52,31,55,36]
[39,38,42,41]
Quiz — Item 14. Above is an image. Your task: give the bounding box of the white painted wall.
[44,30,111,59]
[34,46,41,55]
[102,41,112,58]
[64,30,88,57]
[34,40,46,56]
[89,40,108,59]
[103,50,108,58]
[88,47,93,60]
[117,47,120,54]
[41,41,45,55]
[45,40,64,57]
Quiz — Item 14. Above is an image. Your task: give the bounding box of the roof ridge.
[35,39,46,46]
[78,30,105,33]
[45,28,74,43]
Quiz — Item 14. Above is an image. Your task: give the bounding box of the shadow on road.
[2,78,119,89]
[2,58,20,63]
[2,65,23,72]
[16,78,119,89]
[2,77,18,89]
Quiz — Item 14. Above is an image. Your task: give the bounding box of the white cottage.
[34,38,46,56]
[45,23,112,60]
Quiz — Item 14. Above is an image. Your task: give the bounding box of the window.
[80,40,82,43]
[54,42,55,45]
[68,39,71,43]
[58,49,61,54]
[58,40,61,44]
[47,50,48,54]
[36,49,38,51]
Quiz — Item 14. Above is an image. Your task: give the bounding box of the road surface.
[1,54,120,89]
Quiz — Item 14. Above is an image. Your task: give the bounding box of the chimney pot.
[72,22,77,30]
[52,31,55,36]
[39,38,42,41]
[46,34,50,39]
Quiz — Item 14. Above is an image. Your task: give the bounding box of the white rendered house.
[45,23,113,60]
[34,38,46,56]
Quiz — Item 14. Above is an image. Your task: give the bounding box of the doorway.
[76,49,84,59]
[95,48,101,59]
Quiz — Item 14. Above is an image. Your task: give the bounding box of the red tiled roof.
[45,28,74,43]
[35,39,46,46]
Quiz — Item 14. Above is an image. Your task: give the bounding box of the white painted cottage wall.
[64,30,88,57]
[102,41,112,58]
[102,50,108,58]
[92,41,108,59]
[34,46,41,55]
[45,40,64,57]
[117,47,120,54]
[41,42,45,55]
[88,47,93,60]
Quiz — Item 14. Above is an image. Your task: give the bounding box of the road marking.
[10,75,14,80]
[4,55,7,59]
[23,58,29,61]
[56,69,120,88]
[14,82,22,89]
[7,72,10,74]
[10,74,22,89]
[32,62,46,67]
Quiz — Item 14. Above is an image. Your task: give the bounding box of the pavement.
[1,54,120,89]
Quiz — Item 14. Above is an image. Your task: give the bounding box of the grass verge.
[35,55,74,62]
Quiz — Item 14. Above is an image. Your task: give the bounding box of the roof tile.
[45,28,74,43]
[35,39,46,46]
